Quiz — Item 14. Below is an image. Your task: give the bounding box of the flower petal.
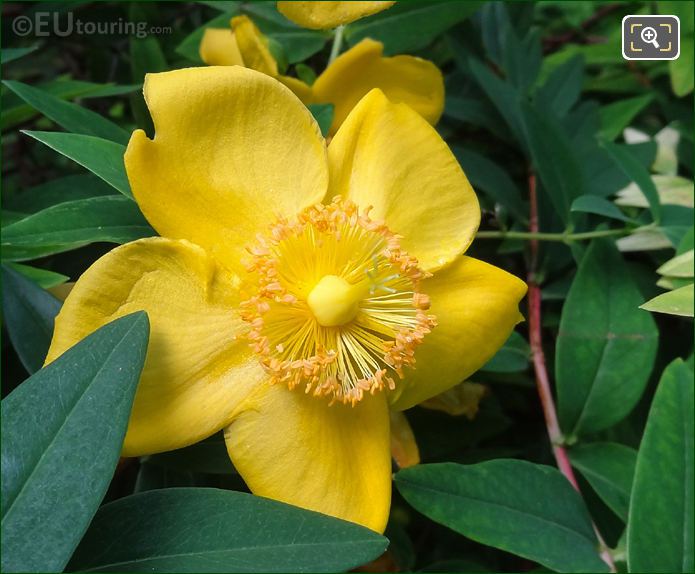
[124,66,328,274]
[328,89,480,271]
[224,386,391,532]
[390,410,420,468]
[278,74,314,104]
[388,256,527,411]
[45,238,265,456]
[277,1,395,29]
[313,39,444,135]
[231,15,278,77]
[199,28,243,66]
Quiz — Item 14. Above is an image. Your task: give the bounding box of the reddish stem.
[526,172,616,571]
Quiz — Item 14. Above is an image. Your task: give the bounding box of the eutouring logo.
[12,12,172,39]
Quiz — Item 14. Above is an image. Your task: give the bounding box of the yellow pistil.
[240,198,436,406]
[307,275,362,327]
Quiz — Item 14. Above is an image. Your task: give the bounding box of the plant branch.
[328,25,345,65]
[476,228,630,242]
[525,171,617,572]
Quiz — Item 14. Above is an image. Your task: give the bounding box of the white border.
[622,14,680,61]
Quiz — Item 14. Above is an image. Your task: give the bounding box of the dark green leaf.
[569,442,637,521]
[453,146,527,222]
[23,131,131,197]
[443,95,507,140]
[2,79,139,131]
[556,239,659,437]
[4,262,69,289]
[2,196,154,257]
[1,313,150,573]
[1,45,39,64]
[345,1,481,54]
[3,174,116,213]
[1,265,61,373]
[468,58,526,147]
[598,94,654,141]
[481,331,530,373]
[535,55,584,117]
[395,460,608,572]
[69,488,388,573]
[3,80,130,144]
[601,141,661,223]
[570,195,633,223]
[522,100,585,223]
[628,359,694,573]
[308,103,334,137]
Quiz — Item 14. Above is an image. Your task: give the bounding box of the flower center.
[307,275,362,327]
[240,198,436,405]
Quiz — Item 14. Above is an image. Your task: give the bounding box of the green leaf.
[570,195,633,223]
[308,103,334,137]
[522,100,585,223]
[68,488,388,572]
[345,1,482,54]
[3,80,130,145]
[395,460,608,573]
[598,94,654,141]
[628,359,694,573]
[1,265,61,374]
[601,141,661,223]
[481,331,530,373]
[453,146,527,222]
[556,239,659,437]
[640,284,694,317]
[2,196,154,258]
[2,79,139,131]
[468,58,526,147]
[568,442,637,522]
[535,54,584,117]
[1,45,39,64]
[1,313,150,573]
[5,262,69,289]
[670,35,694,96]
[658,249,695,278]
[23,131,131,197]
[443,95,507,140]
[3,174,116,213]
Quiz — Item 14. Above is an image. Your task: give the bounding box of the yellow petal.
[313,39,444,135]
[390,410,420,468]
[420,381,488,419]
[389,256,527,411]
[328,89,479,272]
[45,238,265,456]
[199,28,244,66]
[278,1,395,29]
[231,15,278,77]
[278,74,314,104]
[224,386,391,532]
[124,66,328,274]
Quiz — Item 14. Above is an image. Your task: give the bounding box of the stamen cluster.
[240,197,436,405]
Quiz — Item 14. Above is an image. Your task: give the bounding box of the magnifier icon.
[640,26,660,48]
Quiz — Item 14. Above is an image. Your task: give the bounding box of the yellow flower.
[277,1,396,29]
[46,66,526,533]
[199,15,443,135]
